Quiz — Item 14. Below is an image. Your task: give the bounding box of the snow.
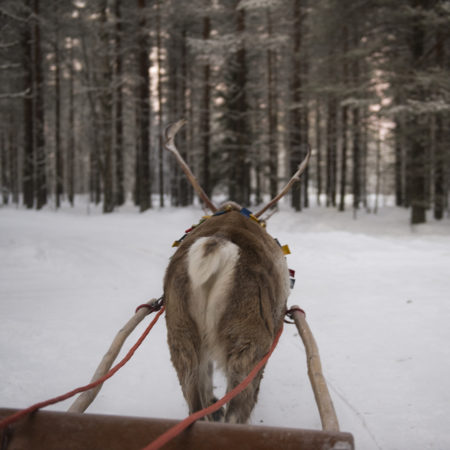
[1,201,450,450]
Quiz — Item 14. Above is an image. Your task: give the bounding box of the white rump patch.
[187,237,240,360]
[188,237,239,288]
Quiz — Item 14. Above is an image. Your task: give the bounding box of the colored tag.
[172,241,180,248]
[281,245,291,255]
[240,207,252,218]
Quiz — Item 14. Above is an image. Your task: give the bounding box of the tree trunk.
[156,0,164,207]
[136,0,152,212]
[236,7,249,207]
[289,0,307,211]
[351,25,361,212]
[361,120,369,211]
[10,124,19,205]
[302,55,309,209]
[133,101,140,206]
[352,106,361,211]
[22,3,34,209]
[338,25,349,212]
[33,0,47,210]
[434,114,445,220]
[433,29,445,220]
[326,96,337,207]
[114,0,125,207]
[54,16,63,209]
[408,0,431,224]
[266,7,278,201]
[409,124,427,224]
[228,4,250,206]
[99,0,114,214]
[80,30,101,205]
[374,126,382,214]
[68,41,75,206]
[339,105,348,212]
[315,99,322,206]
[201,13,211,198]
[0,132,7,204]
[394,118,404,207]
[178,26,190,207]
[166,21,179,206]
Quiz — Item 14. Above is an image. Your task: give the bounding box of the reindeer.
[163,120,310,424]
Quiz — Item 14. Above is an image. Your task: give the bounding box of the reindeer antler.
[164,120,218,213]
[254,146,311,218]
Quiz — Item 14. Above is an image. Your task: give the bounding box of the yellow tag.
[249,214,259,223]
[172,241,180,248]
[281,245,291,255]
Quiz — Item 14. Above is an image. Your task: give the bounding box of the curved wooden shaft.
[290,305,340,433]
[68,299,160,413]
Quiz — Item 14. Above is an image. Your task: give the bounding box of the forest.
[0,0,449,224]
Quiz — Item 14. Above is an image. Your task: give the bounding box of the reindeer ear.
[164,120,218,213]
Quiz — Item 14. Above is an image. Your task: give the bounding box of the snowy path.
[1,204,449,449]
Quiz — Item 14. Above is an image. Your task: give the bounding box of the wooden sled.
[0,305,354,449]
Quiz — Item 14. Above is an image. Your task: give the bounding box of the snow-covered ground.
[1,200,449,450]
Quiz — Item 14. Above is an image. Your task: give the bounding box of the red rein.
[1,307,288,450]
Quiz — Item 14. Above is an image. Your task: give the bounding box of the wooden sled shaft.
[290,305,340,432]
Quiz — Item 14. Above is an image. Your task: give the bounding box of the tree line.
[0,0,449,223]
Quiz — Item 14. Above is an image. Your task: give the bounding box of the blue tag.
[240,207,253,218]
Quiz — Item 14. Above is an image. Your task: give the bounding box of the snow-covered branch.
[0,89,30,100]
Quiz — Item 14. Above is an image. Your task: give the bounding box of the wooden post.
[68,298,161,413]
[289,305,340,432]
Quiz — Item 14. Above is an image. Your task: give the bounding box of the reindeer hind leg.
[223,340,269,424]
[166,307,205,415]
[198,358,225,422]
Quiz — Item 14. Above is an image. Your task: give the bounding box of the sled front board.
[0,408,354,450]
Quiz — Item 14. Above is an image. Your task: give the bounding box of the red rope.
[0,306,165,431]
[142,322,284,450]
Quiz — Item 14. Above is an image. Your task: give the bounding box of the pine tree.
[221,0,251,206]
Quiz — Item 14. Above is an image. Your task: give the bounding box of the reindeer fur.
[164,208,290,424]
